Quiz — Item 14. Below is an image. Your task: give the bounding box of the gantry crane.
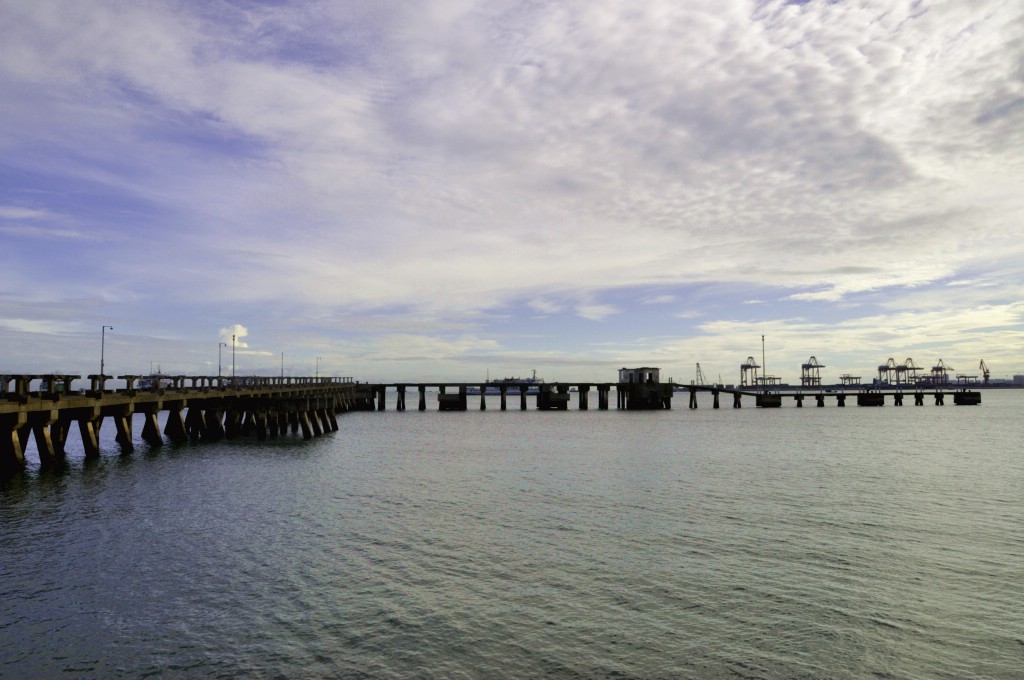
[931,359,953,386]
[898,358,923,385]
[877,358,898,384]
[979,360,990,386]
[740,356,760,387]
[801,356,825,387]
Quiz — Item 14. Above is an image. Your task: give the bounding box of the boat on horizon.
[466,370,545,395]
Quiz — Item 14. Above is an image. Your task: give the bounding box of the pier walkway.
[2,374,981,475]
[1,374,357,474]
[352,382,982,411]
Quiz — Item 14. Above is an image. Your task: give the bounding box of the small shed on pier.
[619,367,661,384]
[617,367,672,409]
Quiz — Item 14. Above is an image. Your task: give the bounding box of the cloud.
[0,0,1020,380]
[219,324,249,348]
[576,303,618,321]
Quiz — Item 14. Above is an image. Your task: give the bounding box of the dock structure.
[3,369,984,476]
[352,382,981,412]
[1,374,359,475]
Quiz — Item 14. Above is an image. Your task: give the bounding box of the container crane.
[877,358,898,384]
[898,358,923,385]
[740,356,760,387]
[931,359,953,386]
[979,360,990,386]
[800,356,825,387]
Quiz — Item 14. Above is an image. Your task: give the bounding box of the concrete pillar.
[113,405,135,453]
[500,387,507,411]
[712,390,720,409]
[298,411,313,440]
[733,392,742,408]
[578,386,589,410]
[520,386,528,411]
[205,410,225,441]
[224,409,242,439]
[688,388,697,409]
[141,409,163,446]
[795,396,803,408]
[31,410,58,467]
[479,387,487,411]
[419,385,427,411]
[0,413,28,474]
[816,395,825,407]
[164,405,187,444]
[185,407,207,442]
[309,408,324,436]
[254,410,268,441]
[79,416,101,459]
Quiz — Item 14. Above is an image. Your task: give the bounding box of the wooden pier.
[1,374,360,475]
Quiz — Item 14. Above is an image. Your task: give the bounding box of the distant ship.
[138,370,173,390]
[466,370,545,395]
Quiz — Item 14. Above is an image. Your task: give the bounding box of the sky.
[1,0,1022,385]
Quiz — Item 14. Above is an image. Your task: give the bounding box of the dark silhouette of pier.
[1,374,356,475]
[349,381,981,411]
[2,373,981,476]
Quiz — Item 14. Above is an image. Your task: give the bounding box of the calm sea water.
[2,389,1022,679]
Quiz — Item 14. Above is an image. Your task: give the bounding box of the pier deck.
[1,374,358,475]
[2,374,981,475]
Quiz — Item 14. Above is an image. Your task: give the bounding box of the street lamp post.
[316,356,322,380]
[218,342,227,378]
[100,325,113,376]
[232,334,236,384]
[761,334,766,392]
